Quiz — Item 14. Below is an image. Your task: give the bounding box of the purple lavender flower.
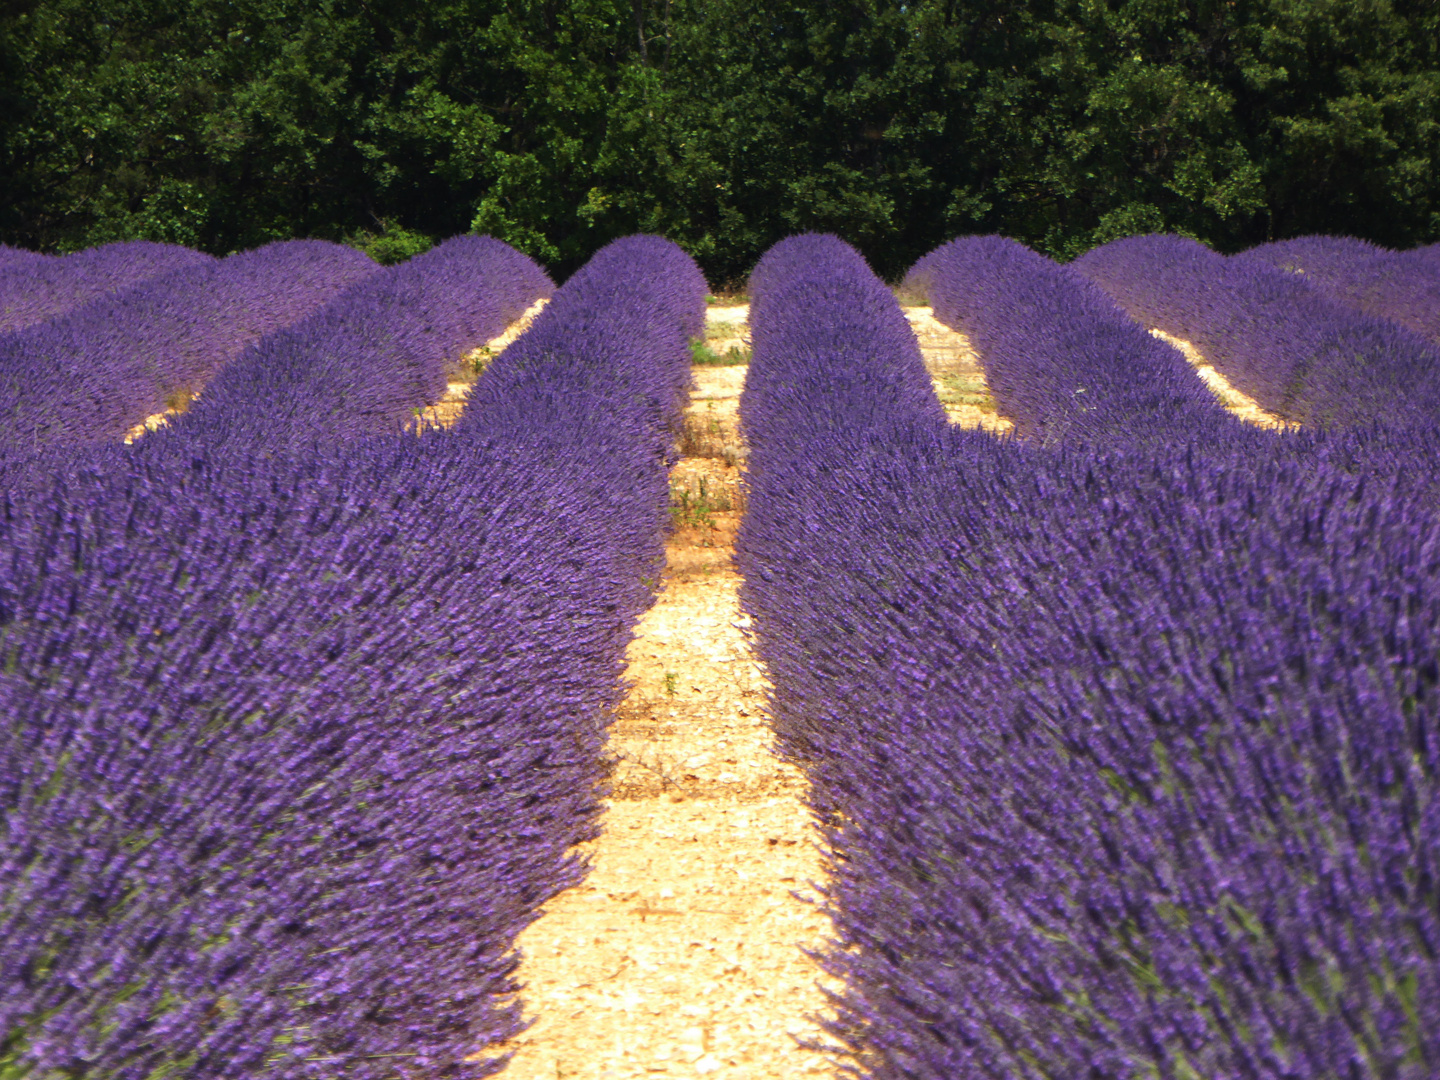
[168,234,553,450]
[0,240,379,456]
[1239,234,1440,346]
[1072,232,1440,429]
[906,235,1243,446]
[736,232,1440,1079]
[1,234,705,1077]
[0,241,214,334]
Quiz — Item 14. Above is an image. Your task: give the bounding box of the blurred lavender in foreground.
[736,232,1440,1080]
[0,235,704,1076]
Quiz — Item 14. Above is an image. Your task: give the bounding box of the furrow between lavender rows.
[497,307,836,1078]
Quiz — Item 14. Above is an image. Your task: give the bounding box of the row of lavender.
[0,232,558,489]
[0,240,214,333]
[1070,234,1440,430]
[908,234,1440,441]
[0,240,378,462]
[736,235,1439,1078]
[1,235,705,1075]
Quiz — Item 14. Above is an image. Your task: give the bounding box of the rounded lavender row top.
[0,240,216,334]
[0,243,45,268]
[457,233,705,461]
[905,235,1248,446]
[736,234,1440,1079]
[740,233,944,457]
[163,234,552,450]
[0,239,380,456]
[1072,233,1440,430]
[1237,234,1440,347]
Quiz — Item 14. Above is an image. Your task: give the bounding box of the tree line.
[1,0,1436,284]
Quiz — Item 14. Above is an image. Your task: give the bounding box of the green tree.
[1,0,1436,275]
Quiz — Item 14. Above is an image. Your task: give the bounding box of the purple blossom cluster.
[0,234,703,1076]
[0,240,379,458]
[1071,233,1440,429]
[736,233,1440,1079]
[169,235,553,450]
[459,233,711,461]
[1238,234,1440,347]
[0,241,214,335]
[739,233,944,456]
[905,235,1242,445]
[0,243,44,268]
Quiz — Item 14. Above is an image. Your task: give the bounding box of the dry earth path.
[491,297,1015,1079]
[904,306,1013,433]
[473,302,1279,1078]
[492,306,837,1080]
[1148,328,1292,429]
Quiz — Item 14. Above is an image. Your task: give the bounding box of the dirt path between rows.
[492,307,837,1080]
[904,306,1013,434]
[487,301,1016,1080]
[1148,328,1292,430]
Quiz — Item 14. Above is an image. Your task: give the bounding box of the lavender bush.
[738,233,943,457]
[168,235,552,450]
[0,241,214,334]
[737,233,1440,1080]
[1072,232,1440,429]
[0,240,379,457]
[905,235,1242,445]
[0,244,45,268]
[1240,234,1440,346]
[0,235,704,1077]
[459,233,706,462]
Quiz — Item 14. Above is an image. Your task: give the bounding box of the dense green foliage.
[2,0,1437,282]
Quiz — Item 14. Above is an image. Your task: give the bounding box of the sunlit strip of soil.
[490,338,838,1079]
[1149,328,1295,431]
[904,305,1015,434]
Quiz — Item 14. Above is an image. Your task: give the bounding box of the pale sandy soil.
[703,305,750,359]
[123,392,196,443]
[1149,328,1294,430]
[904,306,1013,434]
[487,302,1020,1080]
[491,307,839,1080]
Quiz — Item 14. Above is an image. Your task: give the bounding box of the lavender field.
[2,229,1438,1078]
[741,234,1440,1079]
